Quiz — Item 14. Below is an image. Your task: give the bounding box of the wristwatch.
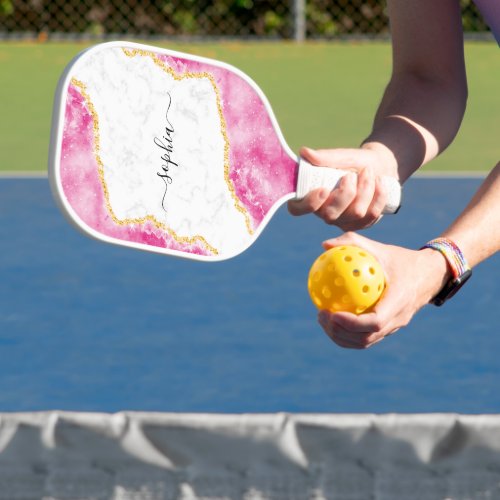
[421,238,472,306]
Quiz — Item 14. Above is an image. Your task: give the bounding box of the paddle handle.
[295,159,401,214]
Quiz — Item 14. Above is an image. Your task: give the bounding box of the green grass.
[0,40,497,172]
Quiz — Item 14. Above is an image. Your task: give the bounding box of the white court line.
[414,170,487,178]
[0,171,48,178]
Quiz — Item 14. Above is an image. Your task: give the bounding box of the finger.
[330,311,385,335]
[322,232,389,269]
[287,188,330,216]
[332,298,402,340]
[346,176,387,230]
[331,317,392,349]
[322,231,369,250]
[339,216,382,233]
[327,326,383,349]
[299,147,325,167]
[333,170,391,232]
[319,311,375,349]
[363,176,387,223]
[316,172,357,224]
[348,167,376,219]
[321,324,366,349]
[330,168,377,230]
[300,146,370,171]
[319,309,395,348]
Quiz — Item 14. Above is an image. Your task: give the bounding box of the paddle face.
[49,41,298,262]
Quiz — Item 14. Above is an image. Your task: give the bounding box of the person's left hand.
[317,232,450,349]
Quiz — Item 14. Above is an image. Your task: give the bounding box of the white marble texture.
[73,48,251,256]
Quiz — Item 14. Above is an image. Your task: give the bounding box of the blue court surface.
[0,176,498,414]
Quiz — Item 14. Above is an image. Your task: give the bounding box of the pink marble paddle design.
[56,43,297,260]
[52,42,401,260]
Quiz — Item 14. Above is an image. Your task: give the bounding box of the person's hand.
[288,145,398,231]
[316,232,451,349]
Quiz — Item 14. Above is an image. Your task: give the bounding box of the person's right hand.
[288,145,398,231]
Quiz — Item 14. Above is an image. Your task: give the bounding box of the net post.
[293,0,306,42]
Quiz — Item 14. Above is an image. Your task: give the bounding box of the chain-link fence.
[0,0,491,40]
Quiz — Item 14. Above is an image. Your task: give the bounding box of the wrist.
[360,141,399,179]
[418,248,452,302]
[420,238,472,306]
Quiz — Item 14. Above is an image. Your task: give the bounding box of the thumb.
[322,231,371,250]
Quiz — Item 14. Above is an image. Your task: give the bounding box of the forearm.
[411,163,500,308]
[441,162,500,267]
[363,73,467,182]
[361,0,467,183]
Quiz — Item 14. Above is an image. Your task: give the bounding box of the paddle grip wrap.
[295,159,402,214]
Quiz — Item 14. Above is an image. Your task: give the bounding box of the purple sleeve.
[473,0,500,44]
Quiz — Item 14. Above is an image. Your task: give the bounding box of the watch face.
[432,269,472,306]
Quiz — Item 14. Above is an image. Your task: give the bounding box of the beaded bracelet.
[421,237,472,306]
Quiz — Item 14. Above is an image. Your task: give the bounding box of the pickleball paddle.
[49,41,401,261]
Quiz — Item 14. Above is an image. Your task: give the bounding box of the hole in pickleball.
[334,277,344,286]
[322,286,332,299]
[313,271,321,282]
[362,285,369,293]
[352,269,360,277]
[313,294,322,307]
[369,267,375,275]
[344,256,352,262]
[342,295,351,304]
[378,284,382,291]
[359,251,367,257]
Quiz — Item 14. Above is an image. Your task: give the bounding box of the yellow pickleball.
[308,245,385,314]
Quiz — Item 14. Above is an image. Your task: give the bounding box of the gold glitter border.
[122,47,254,236]
[70,78,219,256]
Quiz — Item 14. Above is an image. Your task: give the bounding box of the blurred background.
[0,1,497,177]
[0,0,492,41]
